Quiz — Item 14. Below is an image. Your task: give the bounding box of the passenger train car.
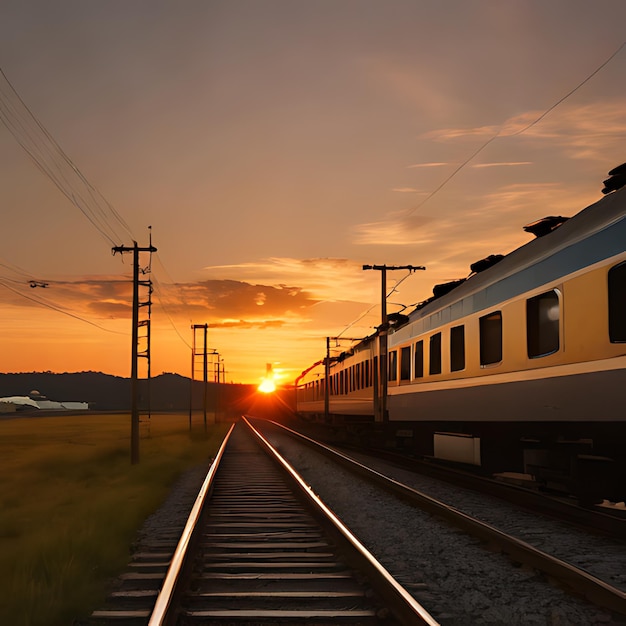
[295,165,626,504]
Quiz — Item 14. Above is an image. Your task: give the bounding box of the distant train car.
[296,166,626,503]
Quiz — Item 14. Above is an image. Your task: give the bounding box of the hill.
[0,371,255,413]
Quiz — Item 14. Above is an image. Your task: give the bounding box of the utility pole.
[212,352,221,423]
[112,236,157,464]
[362,264,425,422]
[190,324,210,431]
[325,337,330,423]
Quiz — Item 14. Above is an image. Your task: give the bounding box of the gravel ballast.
[260,426,626,625]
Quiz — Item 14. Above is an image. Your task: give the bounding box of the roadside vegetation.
[0,412,230,626]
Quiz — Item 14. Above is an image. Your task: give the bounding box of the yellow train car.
[296,167,626,503]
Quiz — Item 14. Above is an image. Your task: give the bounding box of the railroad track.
[255,418,626,621]
[86,418,436,625]
[334,437,626,538]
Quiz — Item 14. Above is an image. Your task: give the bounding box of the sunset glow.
[258,378,277,394]
[1,3,625,384]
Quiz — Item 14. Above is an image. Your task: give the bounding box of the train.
[295,164,626,505]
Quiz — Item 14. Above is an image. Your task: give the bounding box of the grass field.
[0,412,230,626]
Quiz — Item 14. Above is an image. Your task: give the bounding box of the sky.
[0,1,625,387]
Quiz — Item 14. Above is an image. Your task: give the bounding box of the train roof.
[297,173,626,379]
[391,185,626,342]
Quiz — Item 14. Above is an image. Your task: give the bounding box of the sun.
[258,378,276,393]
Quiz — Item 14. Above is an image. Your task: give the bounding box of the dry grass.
[0,412,229,626]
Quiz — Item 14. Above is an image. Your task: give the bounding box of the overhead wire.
[0,247,140,338]
[0,67,134,246]
[151,271,193,350]
[339,40,625,341]
[406,38,626,217]
[0,256,38,283]
[337,270,416,339]
[0,69,195,352]
[0,279,126,334]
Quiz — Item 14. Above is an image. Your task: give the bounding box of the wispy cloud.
[471,162,532,168]
[407,162,449,169]
[420,99,626,159]
[203,257,371,301]
[353,212,437,246]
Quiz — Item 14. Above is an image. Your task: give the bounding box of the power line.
[151,272,193,350]
[337,268,418,339]
[406,39,626,217]
[509,40,626,138]
[0,279,126,334]
[0,67,135,246]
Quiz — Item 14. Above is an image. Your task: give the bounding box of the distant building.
[0,393,89,412]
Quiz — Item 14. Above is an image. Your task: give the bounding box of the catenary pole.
[362,265,425,422]
[113,240,157,464]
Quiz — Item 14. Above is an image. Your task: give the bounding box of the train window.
[429,333,442,375]
[527,290,560,358]
[480,311,502,365]
[414,340,424,378]
[400,346,411,380]
[609,262,626,342]
[388,350,398,381]
[450,325,465,371]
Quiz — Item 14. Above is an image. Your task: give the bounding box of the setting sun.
[258,378,276,393]
[258,362,277,393]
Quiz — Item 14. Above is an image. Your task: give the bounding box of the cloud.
[420,98,626,161]
[0,276,133,316]
[209,318,286,329]
[422,124,498,142]
[352,98,625,260]
[203,257,371,301]
[392,187,423,193]
[353,213,437,246]
[471,162,532,168]
[349,170,605,299]
[407,162,449,169]
[155,279,319,320]
[0,274,323,331]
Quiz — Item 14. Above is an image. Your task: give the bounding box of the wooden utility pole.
[190,324,209,431]
[112,238,157,464]
[324,337,330,423]
[362,264,425,422]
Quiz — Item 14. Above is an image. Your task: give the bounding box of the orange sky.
[1,2,625,385]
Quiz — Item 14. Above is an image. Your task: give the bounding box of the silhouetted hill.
[0,371,258,412]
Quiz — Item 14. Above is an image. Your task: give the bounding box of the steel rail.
[260,418,626,617]
[342,444,626,538]
[148,422,235,626]
[243,416,440,626]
